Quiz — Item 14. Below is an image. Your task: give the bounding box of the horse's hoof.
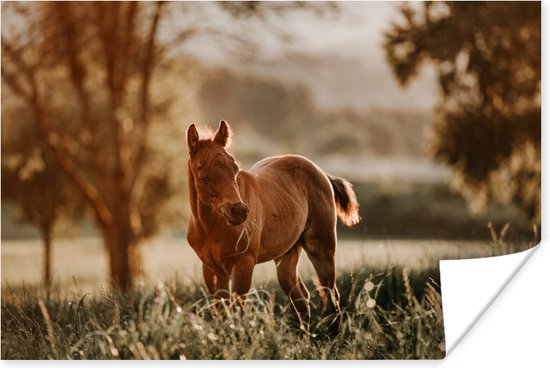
[287,315,310,336]
[317,313,342,339]
[328,316,342,338]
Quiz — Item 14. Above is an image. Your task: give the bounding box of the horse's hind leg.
[275,244,311,331]
[302,228,343,337]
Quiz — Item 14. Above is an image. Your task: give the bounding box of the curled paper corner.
[440,244,540,355]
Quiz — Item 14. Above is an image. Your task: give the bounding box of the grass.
[1,237,500,291]
[1,265,445,360]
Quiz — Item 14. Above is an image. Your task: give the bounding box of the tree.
[384,2,540,222]
[1,103,82,287]
[1,2,183,289]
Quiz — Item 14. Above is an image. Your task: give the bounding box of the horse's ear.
[214,120,232,147]
[187,124,199,154]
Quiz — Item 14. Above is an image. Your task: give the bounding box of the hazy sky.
[178,1,438,112]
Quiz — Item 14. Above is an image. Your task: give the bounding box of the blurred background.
[1,2,540,291]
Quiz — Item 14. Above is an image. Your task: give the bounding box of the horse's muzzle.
[224,202,249,226]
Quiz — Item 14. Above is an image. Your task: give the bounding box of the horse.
[186,120,360,335]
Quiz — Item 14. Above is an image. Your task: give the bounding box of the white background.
[438,243,550,367]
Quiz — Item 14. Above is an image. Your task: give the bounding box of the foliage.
[338,181,534,242]
[218,1,338,19]
[1,266,445,360]
[1,105,77,232]
[384,2,541,221]
[1,100,84,284]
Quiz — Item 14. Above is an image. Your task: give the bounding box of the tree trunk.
[43,227,52,288]
[103,224,135,291]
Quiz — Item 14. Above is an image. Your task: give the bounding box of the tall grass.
[1,266,445,360]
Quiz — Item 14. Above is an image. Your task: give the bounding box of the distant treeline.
[196,67,432,161]
[337,181,534,242]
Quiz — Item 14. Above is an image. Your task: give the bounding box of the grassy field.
[1,265,445,360]
[1,237,530,360]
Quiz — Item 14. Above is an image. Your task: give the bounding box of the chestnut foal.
[186,121,360,335]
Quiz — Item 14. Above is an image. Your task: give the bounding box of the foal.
[186,120,360,335]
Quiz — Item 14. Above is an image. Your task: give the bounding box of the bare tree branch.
[1,65,30,98]
[2,36,113,228]
[129,1,164,194]
[53,3,105,182]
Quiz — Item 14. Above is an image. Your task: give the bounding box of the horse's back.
[250,155,284,171]
[250,154,334,209]
[251,154,327,181]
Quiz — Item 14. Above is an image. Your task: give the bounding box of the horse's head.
[187,120,249,226]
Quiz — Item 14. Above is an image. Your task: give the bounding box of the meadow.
[1,237,513,360]
[2,263,445,359]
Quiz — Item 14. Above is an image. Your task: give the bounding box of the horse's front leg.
[230,255,255,308]
[202,263,230,305]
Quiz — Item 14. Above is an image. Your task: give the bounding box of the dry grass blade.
[38,299,58,359]
[220,219,257,260]
[424,283,442,315]
[402,269,416,310]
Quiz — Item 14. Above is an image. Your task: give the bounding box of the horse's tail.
[327,174,361,227]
